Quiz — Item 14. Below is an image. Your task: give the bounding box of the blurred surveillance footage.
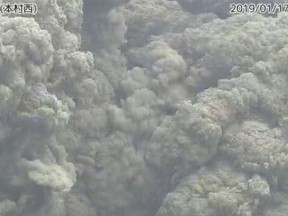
[0,0,287,216]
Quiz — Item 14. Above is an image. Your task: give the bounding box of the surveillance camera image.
[1,0,288,215]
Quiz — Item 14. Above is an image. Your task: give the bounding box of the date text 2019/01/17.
[230,3,288,14]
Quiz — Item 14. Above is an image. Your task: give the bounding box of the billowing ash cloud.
[1,0,288,216]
